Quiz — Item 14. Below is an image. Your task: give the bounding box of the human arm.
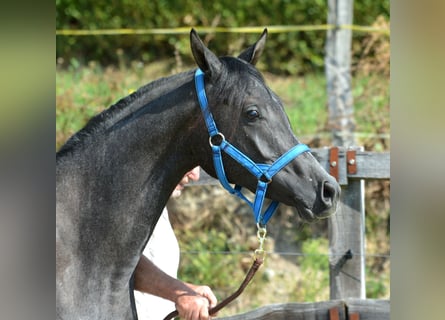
[134,255,217,320]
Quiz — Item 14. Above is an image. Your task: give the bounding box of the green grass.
[269,74,328,138]
[268,72,390,149]
[293,238,330,301]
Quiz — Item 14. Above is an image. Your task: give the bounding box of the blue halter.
[194,68,310,226]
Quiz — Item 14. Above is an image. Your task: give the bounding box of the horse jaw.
[270,153,341,222]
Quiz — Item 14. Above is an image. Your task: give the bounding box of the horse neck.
[58,70,205,234]
[101,73,203,200]
[56,71,209,318]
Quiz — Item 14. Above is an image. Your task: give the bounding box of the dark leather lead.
[163,257,264,320]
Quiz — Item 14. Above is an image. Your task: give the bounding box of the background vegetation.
[56,1,389,316]
[56,0,389,74]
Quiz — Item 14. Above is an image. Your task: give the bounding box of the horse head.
[189,29,340,222]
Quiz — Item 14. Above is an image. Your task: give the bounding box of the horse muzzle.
[296,178,340,222]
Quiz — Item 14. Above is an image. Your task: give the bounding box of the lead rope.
[162,227,267,320]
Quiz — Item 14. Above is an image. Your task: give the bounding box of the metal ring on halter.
[259,173,272,184]
[209,132,225,147]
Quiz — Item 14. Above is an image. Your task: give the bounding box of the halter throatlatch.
[194,68,310,227]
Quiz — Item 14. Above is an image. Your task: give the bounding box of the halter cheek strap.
[194,68,310,226]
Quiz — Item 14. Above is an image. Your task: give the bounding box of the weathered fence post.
[325,0,355,147]
[325,0,366,300]
[327,148,366,300]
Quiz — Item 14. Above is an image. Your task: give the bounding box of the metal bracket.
[349,313,360,320]
[328,147,361,185]
[329,146,339,181]
[346,149,357,175]
[329,307,340,320]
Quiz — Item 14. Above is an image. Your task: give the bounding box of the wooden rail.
[218,298,389,320]
[190,147,390,187]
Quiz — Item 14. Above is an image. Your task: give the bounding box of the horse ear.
[190,29,223,77]
[238,28,268,65]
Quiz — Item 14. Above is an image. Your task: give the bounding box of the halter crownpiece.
[194,68,310,226]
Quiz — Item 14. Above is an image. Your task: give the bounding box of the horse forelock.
[210,57,265,111]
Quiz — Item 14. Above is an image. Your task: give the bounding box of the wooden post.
[328,177,366,299]
[322,146,367,299]
[325,0,366,300]
[325,0,355,147]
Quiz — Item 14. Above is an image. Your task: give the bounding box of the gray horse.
[56,29,339,319]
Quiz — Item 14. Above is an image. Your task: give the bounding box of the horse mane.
[56,70,194,158]
[56,57,266,159]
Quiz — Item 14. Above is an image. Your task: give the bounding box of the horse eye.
[246,109,260,121]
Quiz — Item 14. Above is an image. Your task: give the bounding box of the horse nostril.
[321,181,337,207]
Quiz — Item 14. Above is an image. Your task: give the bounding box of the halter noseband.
[194,68,310,227]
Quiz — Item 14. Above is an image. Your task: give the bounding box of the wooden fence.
[219,299,389,320]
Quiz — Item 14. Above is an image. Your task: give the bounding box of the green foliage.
[293,238,330,301]
[271,74,328,136]
[366,266,389,298]
[55,59,170,149]
[353,74,390,151]
[56,0,389,74]
[178,229,245,289]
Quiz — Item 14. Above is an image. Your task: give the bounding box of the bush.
[56,0,389,74]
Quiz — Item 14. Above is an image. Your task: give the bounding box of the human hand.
[174,291,214,320]
[187,284,217,310]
